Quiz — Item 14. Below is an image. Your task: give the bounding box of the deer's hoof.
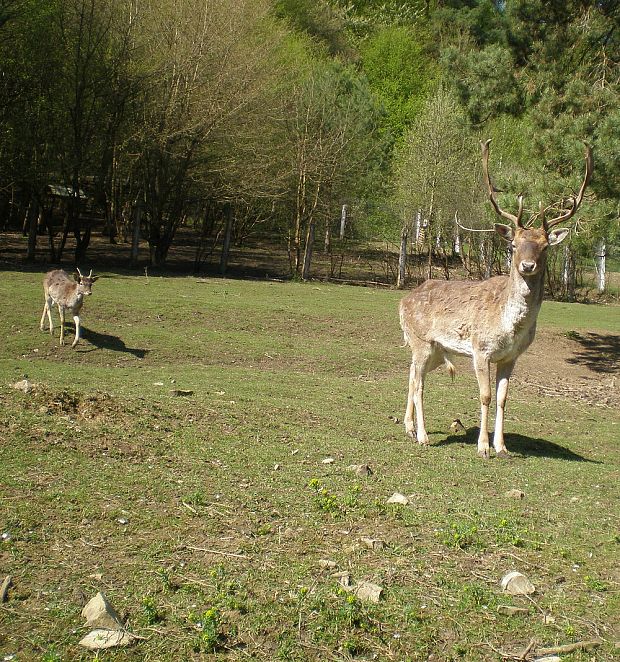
[477,449,490,460]
[495,450,511,459]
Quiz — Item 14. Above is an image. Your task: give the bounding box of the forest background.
[1,0,619,298]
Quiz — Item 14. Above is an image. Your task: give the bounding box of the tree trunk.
[324,218,331,253]
[301,218,315,281]
[219,204,233,275]
[25,197,40,263]
[481,235,492,279]
[397,226,408,289]
[563,244,576,301]
[595,239,606,294]
[74,224,92,264]
[339,204,347,239]
[427,183,435,280]
[130,201,142,267]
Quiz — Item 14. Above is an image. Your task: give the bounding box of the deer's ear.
[548,228,570,246]
[494,223,514,242]
[91,276,99,282]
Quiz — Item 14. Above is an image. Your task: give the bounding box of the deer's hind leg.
[40,296,53,334]
[58,305,66,345]
[404,339,442,445]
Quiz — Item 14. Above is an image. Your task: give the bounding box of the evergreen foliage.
[0,0,617,290]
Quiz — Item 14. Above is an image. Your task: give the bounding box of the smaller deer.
[40,268,98,348]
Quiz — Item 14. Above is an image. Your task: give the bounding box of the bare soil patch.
[513,328,620,409]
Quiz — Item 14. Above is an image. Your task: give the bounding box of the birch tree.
[392,87,479,284]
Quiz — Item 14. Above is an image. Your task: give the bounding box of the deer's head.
[76,268,98,295]
[481,139,593,278]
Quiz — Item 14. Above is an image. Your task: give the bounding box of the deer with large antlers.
[399,140,593,458]
[40,268,98,348]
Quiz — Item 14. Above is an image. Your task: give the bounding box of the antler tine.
[454,211,495,233]
[88,269,93,278]
[481,139,524,228]
[544,143,593,232]
[76,267,83,279]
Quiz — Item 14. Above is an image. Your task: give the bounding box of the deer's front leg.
[58,305,66,345]
[71,314,81,348]
[473,352,491,459]
[494,360,515,458]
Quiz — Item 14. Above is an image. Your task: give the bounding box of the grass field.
[1,269,619,661]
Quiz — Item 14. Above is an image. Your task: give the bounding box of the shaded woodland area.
[1,0,618,297]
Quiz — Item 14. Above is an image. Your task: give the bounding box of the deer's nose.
[519,260,536,273]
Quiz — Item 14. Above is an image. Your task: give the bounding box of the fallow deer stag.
[40,268,98,348]
[399,140,593,458]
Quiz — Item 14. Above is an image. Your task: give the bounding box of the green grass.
[0,270,619,661]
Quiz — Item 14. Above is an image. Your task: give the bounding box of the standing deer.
[399,140,593,458]
[40,268,98,348]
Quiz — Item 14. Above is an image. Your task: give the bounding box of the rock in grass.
[331,571,351,587]
[500,571,535,595]
[387,492,409,505]
[505,489,525,499]
[347,464,373,477]
[12,379,32,393]
[450,419,466,433]
[360,537,385,551]
[81,592,123,630]
[79,629,135,650]
[350,580,383,604]
[318,559,337,569]
[1,575,12,602]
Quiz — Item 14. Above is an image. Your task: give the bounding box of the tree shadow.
[437,428,600,463]
[565,331,620,375]
[80,326,148,358]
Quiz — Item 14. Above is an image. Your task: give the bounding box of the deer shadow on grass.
[79,326,148,358]
[437,428,601,463]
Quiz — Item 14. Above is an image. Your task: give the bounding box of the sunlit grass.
[0,270,618,660]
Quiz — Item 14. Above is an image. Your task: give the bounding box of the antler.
[543,143,593,232]
[76,267,83,279]
[454,211,495,233]
[481,139,524,228]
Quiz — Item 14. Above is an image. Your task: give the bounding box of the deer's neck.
[67,286,83,308]
[501,266,545,331]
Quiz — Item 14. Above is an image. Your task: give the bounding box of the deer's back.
[399,276,513,357]
[44,270,77,304]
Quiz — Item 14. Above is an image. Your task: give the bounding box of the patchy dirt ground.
[514,328,620,410]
